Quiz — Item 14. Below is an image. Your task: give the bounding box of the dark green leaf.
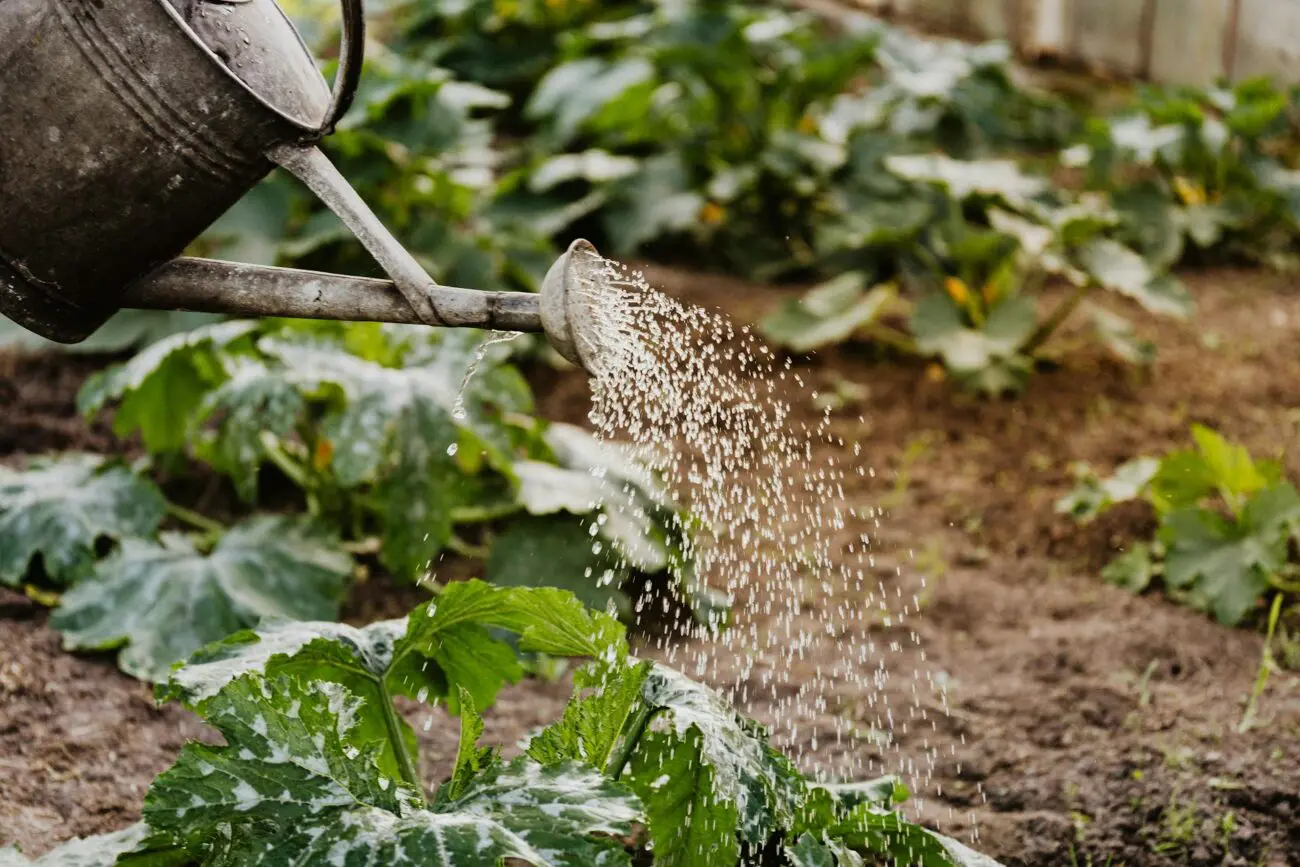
[1159,484,1300,625]
[51,517,352,681]
[141,674,639,867]
[77,321,260,454]
[0,455,165,588]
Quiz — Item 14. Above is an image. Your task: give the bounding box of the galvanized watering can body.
[0,0,602,367]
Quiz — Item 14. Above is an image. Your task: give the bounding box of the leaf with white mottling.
[261,336,529,579]
[50,516,351,682]
[1075,239,1192,318]
[77,320,260,454]
[0,824,152,866]
[139,675,639,867]
[884,154,1048,206]
[0,454,165,588]
[635,664,807,849]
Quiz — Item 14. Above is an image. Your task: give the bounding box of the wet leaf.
[50,517,352,682]
[137,675,640,867]
[632,664,807,849]
[164,579,627,723]
[629,727,740,867]
[0,454,165,588]
[527,658,653,770]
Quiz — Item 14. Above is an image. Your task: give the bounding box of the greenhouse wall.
[845,0,1300,85]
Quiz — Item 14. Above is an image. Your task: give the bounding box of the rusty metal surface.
[123,258,545,333]
[0,0,327,342]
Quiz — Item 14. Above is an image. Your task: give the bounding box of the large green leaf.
[761,275,897,354]
[0,455,165,588]
[634,665,807,850]
[137,675,640,867]
[910,294,1037,395]
[0,824,151,866]
[77,320,260,454]
[164,580,627,719]
[884,154,1049,206]
[1159,484,1300,625]
[629,727,741,867]
[50,517,352,681]
[527,658,654,770]
[1074,239,1192,318]
[261,335,531,578]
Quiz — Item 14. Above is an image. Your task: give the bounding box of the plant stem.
[1024,282,1092,356]
[1238,593,1284,733]
[607,704,657,780]
[165,501,225,536]
[260,433,309,489]
[446,534,491,560]
[378,678,422,791]
[863,324,919,356]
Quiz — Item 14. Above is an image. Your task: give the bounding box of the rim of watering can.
[153,0,336,134]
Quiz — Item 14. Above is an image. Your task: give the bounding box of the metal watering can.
[0,0,603,369]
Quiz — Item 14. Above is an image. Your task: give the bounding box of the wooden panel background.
[838,0,1300,85]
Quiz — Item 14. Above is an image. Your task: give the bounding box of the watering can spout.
[118,236,607,372]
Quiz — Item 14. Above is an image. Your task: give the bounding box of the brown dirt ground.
[3,267,1299,866]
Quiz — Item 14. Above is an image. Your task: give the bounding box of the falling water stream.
[454,251,968,834]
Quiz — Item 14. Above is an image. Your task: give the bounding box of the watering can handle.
[317,0,366,137]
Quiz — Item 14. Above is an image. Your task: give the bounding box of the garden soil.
[3,267,1298,867]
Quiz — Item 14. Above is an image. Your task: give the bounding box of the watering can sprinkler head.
[539,239,607,372]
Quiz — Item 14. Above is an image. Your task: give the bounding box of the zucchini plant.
[1,319,717,681]
[1,582,1001,867]
[1058,424,1300,627]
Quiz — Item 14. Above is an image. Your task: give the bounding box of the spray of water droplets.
[564,247,957,813]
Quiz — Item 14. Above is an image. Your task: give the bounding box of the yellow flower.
[1173,176,1207,207]
[797,114,818,135]
[312,438,334,472]
[925,363,946,383]
[944,276,970,306]
[699,202,726,226]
